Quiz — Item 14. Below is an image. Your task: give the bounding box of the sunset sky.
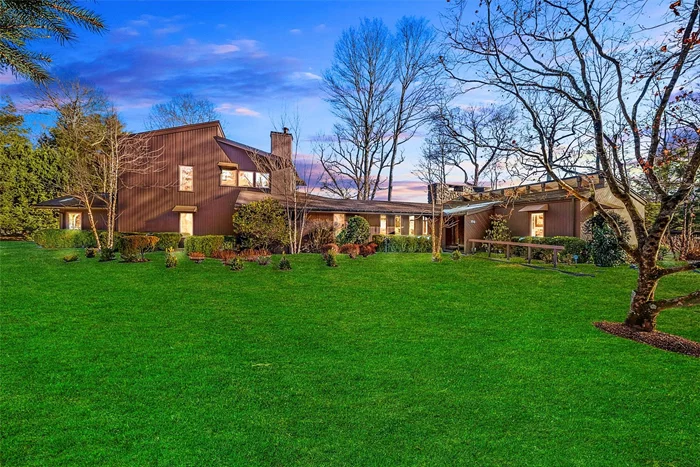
[3,0,477,201]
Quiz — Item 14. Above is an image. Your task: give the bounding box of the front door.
[530,212,545,237]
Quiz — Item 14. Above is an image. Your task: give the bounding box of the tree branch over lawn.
[442,0,700,331]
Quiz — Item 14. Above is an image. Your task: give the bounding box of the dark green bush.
[85,247,97,258]
[371,234,432,253]
[62,253,78,262]
[151,232,181,250]
[184,235,224,256]
[451,250,462,261]
[228,257,244,271]
[582,213,630,267]
[99,247,116,262]
[278,254,292,270]
[337,216,370,245]
[324,249,338,267]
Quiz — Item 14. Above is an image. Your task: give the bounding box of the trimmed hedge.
[511,236,590,263]
[151,232,181,250]
[371,234,432,253]
[184,235,225,256]
[33,229,100,248]
[118,235,159,262]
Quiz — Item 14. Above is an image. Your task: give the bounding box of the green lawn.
[1,241,699,466]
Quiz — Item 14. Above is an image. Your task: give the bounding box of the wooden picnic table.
[468,239,565,268]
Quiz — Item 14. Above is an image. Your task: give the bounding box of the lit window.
[530,213,545,237]
[409,216,415,235]
[239,171,254,187]
[394,216,402,235]
[380,215,387,235]
[180,213,193,236]
[220,169,237,187]
[67,212,82,230]
[423,218,429,235]
[257,172,270,188]
[179,166,193,191]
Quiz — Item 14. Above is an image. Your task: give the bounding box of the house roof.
[131,120,224,137]
[443,201,499,216]
[235,190,435,216]
[33,195,108,210]
[215,136,305,186]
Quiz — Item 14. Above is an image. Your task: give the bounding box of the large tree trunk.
[625,271,660,332]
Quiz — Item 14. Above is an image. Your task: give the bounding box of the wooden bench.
[468,239,566,268]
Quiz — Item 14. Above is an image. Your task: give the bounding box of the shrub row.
[371,234,432,253]
[118,235,159,262]
[184,235,224,256]
[33,229,181,250]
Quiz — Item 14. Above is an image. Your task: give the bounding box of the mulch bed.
[594,321,700,358]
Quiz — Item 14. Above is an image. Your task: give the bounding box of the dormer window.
[220,169,237,187]
[179,166,193,191]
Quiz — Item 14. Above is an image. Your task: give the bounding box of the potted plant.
[188,251,206,263]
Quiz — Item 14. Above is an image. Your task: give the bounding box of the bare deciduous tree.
[443,0,700,331]
[146,93,220,130]
[321,17,441,200]
[413,130,458,260]
[433,103,517,188]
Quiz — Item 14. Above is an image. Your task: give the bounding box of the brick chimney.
[270,127,293,161]
[270,128,295,195]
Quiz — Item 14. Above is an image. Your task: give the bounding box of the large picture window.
[380,215,387,235]
[394,216,402,235]
[179,166,193,191]
[239,171,255,187]
[257,172,270,188]
[220,169,237,187]
[409,216,415,236]
[67,212,82,230]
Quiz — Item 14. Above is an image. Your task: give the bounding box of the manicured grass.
[1,241,699,466]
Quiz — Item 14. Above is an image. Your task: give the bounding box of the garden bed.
[594,321,700,357]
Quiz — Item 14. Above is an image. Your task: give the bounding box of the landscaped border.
[594,321,700,358]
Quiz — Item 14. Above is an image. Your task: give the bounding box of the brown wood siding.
[59,209,108,231]
[118,123,249,235]
[462,210,493,245]
[495,199,577,238]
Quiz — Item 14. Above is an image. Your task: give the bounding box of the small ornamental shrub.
[85,247,97,258]
[152,232,181,250]
[359,243,377,257]
[320,243,339,258]
[339,243,360,259]
[337,216,370,245]
[432,253,443,263]
[119,235,159,262]
[184,235,224,257]
[63,253,78,262]
[484,214,511,252]
[324,249,338,267]
[451,249,462,261]
[99,247,116,262]
[302,221,336,252]
[212,250,237,262]
[657,243,671,260]
[278,254,292,270]
[257,255,271,266]
[238,249,272,262]
[188,252,206,263]
[228,257,244,271]
[165,247,178,268]
[582,212,630,267]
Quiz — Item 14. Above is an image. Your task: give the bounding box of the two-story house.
[35,121,435,239]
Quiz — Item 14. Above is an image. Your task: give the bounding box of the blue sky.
[2,0,464,202]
